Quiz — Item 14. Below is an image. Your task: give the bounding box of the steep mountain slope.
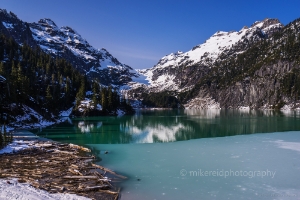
[0,32,134,129]
[137,18,282,92]
[0,32,84,128]
[129,18,300,110]
[0,9,137,86]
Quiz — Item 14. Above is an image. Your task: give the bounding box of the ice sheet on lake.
[271,140,300,153]
[88,131,300,200]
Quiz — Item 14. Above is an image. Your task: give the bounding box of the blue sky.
[1,0,299,69]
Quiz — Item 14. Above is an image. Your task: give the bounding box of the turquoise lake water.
[33,109,300,199]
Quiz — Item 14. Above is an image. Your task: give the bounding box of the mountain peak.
[250,18,281,29]
[0,9,19,19]
[38,18,57,27]
[212,31,229,37]
[0,9,8,14]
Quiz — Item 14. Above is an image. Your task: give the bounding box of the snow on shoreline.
[117,109,125,117]
[0,140,33,154]
[6,104,71,130]
[0,179,89,200]
[59,106,74,117]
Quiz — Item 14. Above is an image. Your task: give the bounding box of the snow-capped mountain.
[0,9,137,86]
[138,18,283,92]
[130,17,300,110]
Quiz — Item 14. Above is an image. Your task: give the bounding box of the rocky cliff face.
[187,61,298,110]
[0,9,137,86]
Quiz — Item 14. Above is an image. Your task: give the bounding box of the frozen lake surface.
[89,131,300,200]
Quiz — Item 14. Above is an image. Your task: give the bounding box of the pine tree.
[51,74,56,85]
[101,88,107,112]
[10,61,18,102]
[10,61,17,79]
[0,37,4,61]
[3,124,7,146]
[120,95,126,107]
[59,74,63,86]
[92,81,99,108]
[64,76,71,104]
[108,86,113,110]
[10,130,13,143]
[0,126,3,148]
[46,85,52,109]
[76,76,86,104]
[0,62,5,76]
[112,90,120,108]
[17,62,25,105]
[46,62,51,75]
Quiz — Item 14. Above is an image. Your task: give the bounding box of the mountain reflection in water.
[34,109,300,144]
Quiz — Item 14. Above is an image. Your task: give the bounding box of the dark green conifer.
[0,126,3,148]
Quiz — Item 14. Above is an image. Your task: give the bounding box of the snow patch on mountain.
[2,22,13,29]
[30,20,98,62]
